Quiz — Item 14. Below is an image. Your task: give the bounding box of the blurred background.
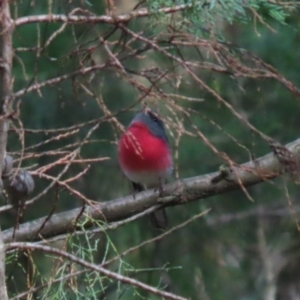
[3,0,300,299]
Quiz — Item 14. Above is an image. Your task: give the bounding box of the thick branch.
[14,3,197,27]
[4,137,300,244]
[0,1,13,299]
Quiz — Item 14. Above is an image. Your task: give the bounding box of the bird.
[118,107,173,229]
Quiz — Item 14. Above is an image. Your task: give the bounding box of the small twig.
[7,242,188,300]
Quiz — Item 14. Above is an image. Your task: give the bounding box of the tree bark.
[0,0,14,299]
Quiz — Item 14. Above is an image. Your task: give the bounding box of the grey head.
[130,109,169,143]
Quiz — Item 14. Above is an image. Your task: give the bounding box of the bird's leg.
[157,179,173,204]
[133,192,137,200]
[150,179,169,230]
[132,181,144,199]
[158,181,164,197]
[155,178,166,198]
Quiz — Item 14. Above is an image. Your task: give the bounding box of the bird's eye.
[149,112,159,122]
[151,116,158,122]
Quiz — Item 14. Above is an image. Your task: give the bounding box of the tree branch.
[3,137,299,244]
[14,3,197,27]
[7,242,187,300]
[0,0,13,299]
[13,63,108,99]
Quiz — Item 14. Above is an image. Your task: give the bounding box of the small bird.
[118,107,173,229]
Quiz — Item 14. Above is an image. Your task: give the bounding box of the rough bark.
[0,0,13,299]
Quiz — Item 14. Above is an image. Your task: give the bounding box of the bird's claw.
[158,184,164,197]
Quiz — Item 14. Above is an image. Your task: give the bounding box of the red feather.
[118,121,171,172]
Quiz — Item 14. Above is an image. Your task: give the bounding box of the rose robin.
[118,108,172,229]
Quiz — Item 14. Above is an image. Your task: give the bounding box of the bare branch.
[0,0,13,299]
[14,3,197,27]
[7,242,188,300]
[13,64,107,99]
[10,209,211,299]
[3,136,300,244]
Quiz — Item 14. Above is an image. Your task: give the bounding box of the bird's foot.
[157,180,183,204]
[211,165,235,184]
[132,190,137,200]
[157,182,171,203]
[158,184,164,197]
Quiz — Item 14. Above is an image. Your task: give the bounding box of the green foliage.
[145,0,296,37]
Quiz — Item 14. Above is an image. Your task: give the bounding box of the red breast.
[118,121,172,173]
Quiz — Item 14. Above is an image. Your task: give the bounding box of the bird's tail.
[150,208,168,230]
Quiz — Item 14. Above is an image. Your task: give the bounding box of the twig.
[14,3,199,27]
[7,242,188,300]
